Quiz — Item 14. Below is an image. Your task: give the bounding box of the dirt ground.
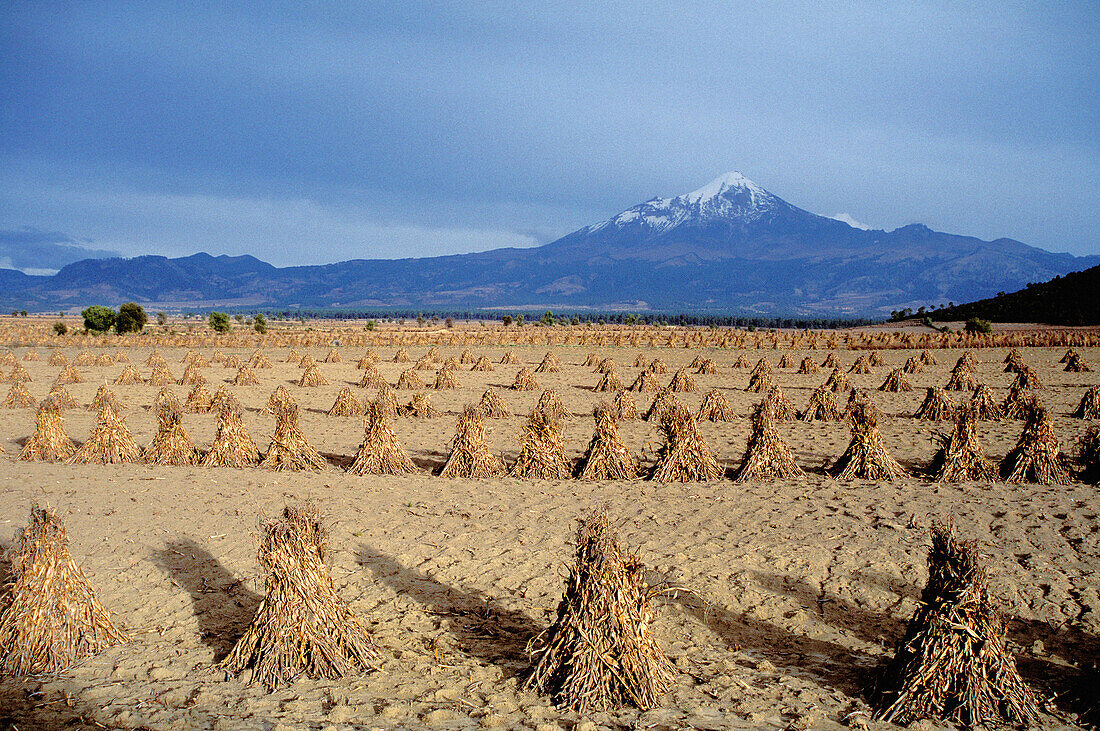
[0,343,1097,730]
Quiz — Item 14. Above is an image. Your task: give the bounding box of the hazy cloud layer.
[1,2,1096,264]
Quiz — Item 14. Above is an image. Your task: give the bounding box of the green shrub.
[81,305,116,334]
[209,311,231,333]
[53,320,68,336]
[964,317,992,334]
[253,313,268,334]
[115,302,147,334]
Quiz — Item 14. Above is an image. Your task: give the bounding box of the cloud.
[829,213,872,230]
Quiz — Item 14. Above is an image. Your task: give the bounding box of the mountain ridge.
[2,173,1096,315]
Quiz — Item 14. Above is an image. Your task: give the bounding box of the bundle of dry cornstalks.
[913,387,955,420]
[830,396,907,480]
[261,403,329,472]
[18,397,76,462]
[0,505,128,675]
[347,399,417,475]
[439,406,505,477]
[872,524,1039,726]
[524,509,672,711]
[221,503,381,690]
[928,403,995,483]
[647,403,721,482]
[1000,402,1070,485]
[575,405,638,480]
[732,399,804,482]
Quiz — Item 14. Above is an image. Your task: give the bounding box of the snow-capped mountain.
[2,172,1096,316]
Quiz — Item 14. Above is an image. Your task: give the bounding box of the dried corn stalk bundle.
[211,350,227,364]
[595,358,616,374]
[4,363,31,384]
[511,367,539,391]
[667,368,696,393]
[69,402,141,465]
[393,348,411,363]
[48,385,78,410]
[261,403,329,472]
[628,370,660,392]
[184,382,213,413]
[48,351,68,366]
[472,355,494,372]
[23,351,39,362]
[439,406,505,478]
[646,358,669,374]
[745,368,775,393]
[1003,349,1026,373]
[929,403,995,483]
[74,350,96,367]
[323,348,341,363]
[221,503,381,691]
[848,355,872,374]
[203,400,260,468]
[776,353,793,369]
[594,368,624,392]
[822,352,841,369]
[1076,426,1100,485]
[224,355,245,369]
[532,389,569,426]
[1000,403,1070,485]
[358,364,388,389]
[477,388,510,418]
[732,354,751,369]
[250,351,272,369]
[400,392,439,418]
[18,397,76,462]
[697,388,735,422]
[913,387,956,420]
[879,367,912,392]
[1,382,35,408]
[583,352,600,367]
[90,383,125,412]
[830,396,907,480]
[642,388,680,423]
[1072,387,1100,419]
[872,524,1039,726]
[147,362,175,386]
[576,405,638,480]
[144,351,167,367]
[213,385,243,414]
[612,391,639,421]
[113,364,144,385]
[1010,367,1042,391]
[969,384,1003,420]
[525,509,672,712]
[534,351,562,373]
[0,505,128,675]
[285,349,302,363]
[919,349,937,366]
[327,387,362,417]
[178,362,205,385]
[732,399,804,482]
[297,364,327,387]
[414,355,435,371]
[944,364,976,392]
[796,356,820,374]
[432,366,459,390]
[395,369,424,390]
[765,385,798,421]
[143,405,199,466]
[510,412,570,479]
[824,368,851,393]
[902,356,923,374]
[348,400,417,475]
[695,358,717,374]
[458,349,476,364]
[800,385,841,422]
[297,354,316,369]
[500,350,519,364]
[647,403,721,482]
[1058,348,1078,364]
[1001,381,1037,419]
[1064,352,1091,372]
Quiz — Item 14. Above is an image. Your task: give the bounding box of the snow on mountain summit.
[586,171,785,235]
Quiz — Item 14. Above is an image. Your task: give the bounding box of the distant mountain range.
[3,172,1096,316]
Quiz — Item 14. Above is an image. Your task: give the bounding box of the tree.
[540,310,555,326]
[253,313,268,334]
[19,310,27,317]
[115,302,147,334]
[964,317,992,334]
[515,314,524,327]
[209,311,231,333]
[53,321,68,336]
[365,319,375,331]
[157,312,168,326]
[234,314,244,323]
[571,317,580,326]
[444,317,454,328]
[81,305,116,333]
[501,315,513,327]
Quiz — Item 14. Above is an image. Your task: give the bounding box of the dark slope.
[931,264,1100,325]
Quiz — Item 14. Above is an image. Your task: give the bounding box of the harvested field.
[0,326,1098,730]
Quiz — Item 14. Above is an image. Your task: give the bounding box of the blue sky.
[1,2,1097,268]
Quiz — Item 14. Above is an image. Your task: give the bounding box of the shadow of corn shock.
[356,545,540,678]
[151,538,261,661]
